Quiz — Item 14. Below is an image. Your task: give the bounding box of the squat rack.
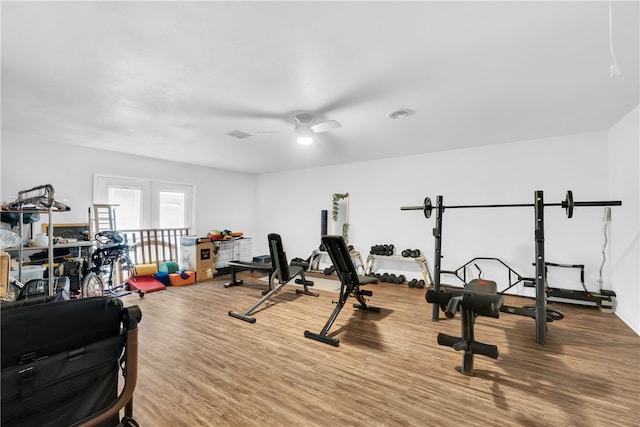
[401,190,622,345]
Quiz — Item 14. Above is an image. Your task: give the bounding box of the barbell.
[400,190,622,219]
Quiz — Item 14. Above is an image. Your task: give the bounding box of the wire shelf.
[215,238,252,268]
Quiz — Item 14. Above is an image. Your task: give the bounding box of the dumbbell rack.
[364,254,433,286]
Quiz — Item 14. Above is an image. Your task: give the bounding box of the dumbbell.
[408,278,425,288]
[402,248,421,257]
[371,244,395,256]
[324,265,335,275]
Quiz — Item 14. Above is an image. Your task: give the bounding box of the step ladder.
[90,204,118,237]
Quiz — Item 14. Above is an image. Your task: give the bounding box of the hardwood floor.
[119,271,640,427]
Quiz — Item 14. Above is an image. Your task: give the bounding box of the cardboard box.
[181,236,216,282]
[1,252,9,298]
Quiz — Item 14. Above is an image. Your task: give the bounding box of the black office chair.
[304,235,380,346]
[229,233,318,323]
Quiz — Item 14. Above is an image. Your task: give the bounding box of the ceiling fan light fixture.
[295,126,314,145]
[296,135,314,145]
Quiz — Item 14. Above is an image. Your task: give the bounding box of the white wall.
[257,131,619,298]
[0,140,258,239]
[3,124,636,334]
[608,105,640,334]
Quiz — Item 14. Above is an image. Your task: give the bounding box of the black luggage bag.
[1,296,142,427]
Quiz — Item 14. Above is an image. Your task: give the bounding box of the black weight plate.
[423,197,432,219]
[565,190,574,218]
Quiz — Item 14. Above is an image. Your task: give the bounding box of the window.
[108,187,142,230]
[94,174,193,230]
[158,191,185,228]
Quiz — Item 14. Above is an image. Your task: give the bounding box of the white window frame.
[93,173,195,230]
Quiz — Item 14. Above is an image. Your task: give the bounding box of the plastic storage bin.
[9,265,46,283]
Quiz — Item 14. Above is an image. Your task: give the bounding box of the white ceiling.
[2,1,639,174]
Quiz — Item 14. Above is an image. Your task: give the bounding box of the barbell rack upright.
[432,196,444,321]
[534,191,547,345]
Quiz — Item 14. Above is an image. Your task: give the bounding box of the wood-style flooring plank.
[119,271,640,427]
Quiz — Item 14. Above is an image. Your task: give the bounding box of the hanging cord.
[598,207,611,292]
[609,0,621,77]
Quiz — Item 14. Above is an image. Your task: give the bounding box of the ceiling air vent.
[387,109,415,119]
[225,130,253,139]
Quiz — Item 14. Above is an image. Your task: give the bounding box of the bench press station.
[426,278,503,376]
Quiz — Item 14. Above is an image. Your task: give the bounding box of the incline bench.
[228,233,318,323]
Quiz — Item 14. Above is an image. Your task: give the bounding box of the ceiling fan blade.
[310,120,341,133]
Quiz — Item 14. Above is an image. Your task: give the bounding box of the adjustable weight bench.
[304,235,380,346]
[426,278,503,376]
[228,233,318,323]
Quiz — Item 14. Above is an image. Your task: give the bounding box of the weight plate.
[565,190,574,218]
[423,197,432,219]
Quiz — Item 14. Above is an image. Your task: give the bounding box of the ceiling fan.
[258,113,342,145]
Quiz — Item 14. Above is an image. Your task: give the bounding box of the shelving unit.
[214,238,252,275]
[1,184,71,296]
[365,254,433,285]
[4,241,94,263]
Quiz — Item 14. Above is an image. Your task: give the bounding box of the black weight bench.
[224,261,274,288]
[304,235,380,346]
[426,278,503,376]
[228,233,318,323]
[225,258,314,291]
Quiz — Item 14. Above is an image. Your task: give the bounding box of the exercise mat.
[127,276,166,293]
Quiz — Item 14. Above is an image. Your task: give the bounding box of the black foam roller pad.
[469,341,499,359]
[437,333,464,349]
[426,289,451,306]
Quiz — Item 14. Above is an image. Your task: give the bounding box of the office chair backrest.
[268,233,290,282]
[321,235,358,286]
